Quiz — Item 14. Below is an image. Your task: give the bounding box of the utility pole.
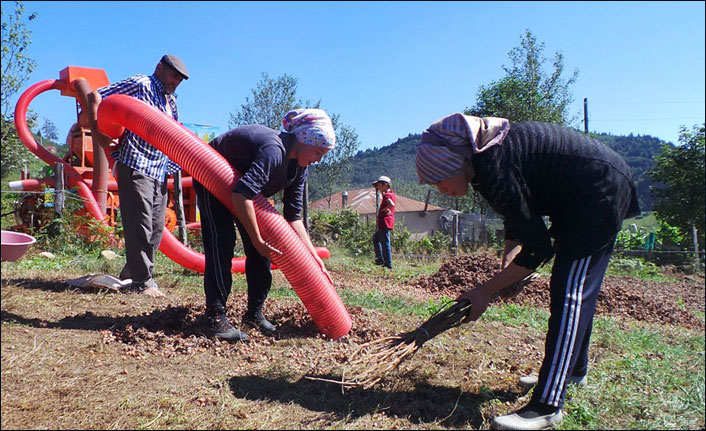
[54,162,64,217]
[583,98,589,134]
[173,171,188,246]
[693,226,701,272]
[452,213,459,255]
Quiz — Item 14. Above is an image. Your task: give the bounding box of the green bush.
[410,230,452,255]
[655,219,687,249]
[309,209,375,256]
[309,210,454,257]
[616,219,690,252]
[616,225,649,250]
[390,225,411,253]
[607,256,666,280]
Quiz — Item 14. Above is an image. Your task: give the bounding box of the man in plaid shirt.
[79,54,189,298]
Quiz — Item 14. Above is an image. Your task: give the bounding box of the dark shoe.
[243,311,276,334]
[208,309,248,342]
[492,402,562,430]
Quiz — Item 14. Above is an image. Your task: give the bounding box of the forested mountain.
[309,130,669,211]
[592,132,666,211]
[348,134,421,187]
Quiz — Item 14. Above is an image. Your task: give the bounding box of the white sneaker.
[492,407,562,430]
[518,374,587,390]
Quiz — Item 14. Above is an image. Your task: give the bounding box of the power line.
[589,117,705,122]
[586,100,705,105]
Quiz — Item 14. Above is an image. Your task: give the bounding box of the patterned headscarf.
[282,108,336,149]
[415,113,510,184]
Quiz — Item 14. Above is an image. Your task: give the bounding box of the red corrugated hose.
[14,81,351,339]
[97,94,351,340]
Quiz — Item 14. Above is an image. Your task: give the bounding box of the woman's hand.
[496,272,540,300]
[231,193,278,259]
[252,238,282,259]
[455,261,534,323]
[313,253,333,284]
[456,284,493,322]
[289,219,333,284]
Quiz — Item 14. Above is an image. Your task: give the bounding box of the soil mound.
[98,252,703,357]
[409,252,705,330]
[100,300,385,358]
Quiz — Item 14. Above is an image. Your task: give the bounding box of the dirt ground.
[85,253,705,360]
[1,251,704,429]
[407,253,706,330]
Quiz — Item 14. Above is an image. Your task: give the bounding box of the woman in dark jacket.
[416,113,639,430]
[195,109,335,343]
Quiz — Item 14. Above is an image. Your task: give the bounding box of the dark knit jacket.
[209,125,307,222]
[471,121,640,269]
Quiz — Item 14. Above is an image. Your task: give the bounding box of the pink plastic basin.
[1,230,37,262]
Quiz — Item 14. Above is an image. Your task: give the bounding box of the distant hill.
[348,133,421,187]
[309,130,669,211]
[592,132,666,211]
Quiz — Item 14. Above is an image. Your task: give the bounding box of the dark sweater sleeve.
[503,213,554,270]
[282,169,307,222]
[232,143,283,199]
[472,146,554,270]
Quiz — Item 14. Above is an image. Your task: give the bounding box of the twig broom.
[307,299,472,389]
[306,274,539,389]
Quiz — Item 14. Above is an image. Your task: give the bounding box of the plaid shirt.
[98,74,181,182]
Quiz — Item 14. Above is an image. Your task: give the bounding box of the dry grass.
[2,260,704,430]
[0,266,537,430]
[310,300,474,390]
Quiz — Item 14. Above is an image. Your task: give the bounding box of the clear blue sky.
[14,1,706,150]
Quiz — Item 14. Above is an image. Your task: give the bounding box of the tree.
[649,124,705,248]
[465,29,579,125]
[228,72,360,207]
[458,29,579,217]
[228,72,317,130]
[1,1,37,175]
[308,114,360,209]
[40,117,59,142]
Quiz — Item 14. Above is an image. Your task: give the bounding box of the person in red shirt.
[372,175,396,269]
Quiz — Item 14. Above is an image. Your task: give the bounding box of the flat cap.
[160,54,189,79]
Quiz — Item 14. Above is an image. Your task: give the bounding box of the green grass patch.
[533,255,678,282]
[325,244,445,280]
[338,289,444,317]
[483,303,550,330]
[622,211,657,231]
[606,257,673,281]
[560,318,705,430]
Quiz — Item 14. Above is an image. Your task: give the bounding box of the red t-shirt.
[377,190,396,230]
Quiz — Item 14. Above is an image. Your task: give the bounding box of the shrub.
[309,210,454,257]
[309,209,375,256]
[616,225,649,251]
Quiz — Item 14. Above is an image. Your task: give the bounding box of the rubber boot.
[207,306,248,342]
[243,309,276,334]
